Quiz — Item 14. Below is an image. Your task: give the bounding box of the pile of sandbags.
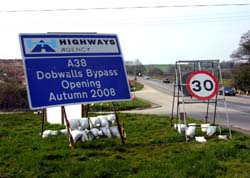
[42,114,121,143]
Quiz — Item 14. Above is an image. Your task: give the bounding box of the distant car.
[218,86,236,96]
[162,78,170,83]
[144,76,150,80]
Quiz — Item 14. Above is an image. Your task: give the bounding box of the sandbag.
[207,126,217,136]
[80,130,89,142]
[89,117,101,128]
[98,115,109,127]
[42,130,52,138]
[218,135,228,140]
[109,126,121,138]
[176,124,186,133]
[106,114,116,125]
[185,126,196,138]
[195,136,207,143]
[71,130,83,143]
[79,117,89,130]
[50,130,58,136]
[100,126,112,138]
[201,124,210,133]
[89,128,101,140]
[68,119,80,130]
[42,130,58,138]
[59,129,68,135]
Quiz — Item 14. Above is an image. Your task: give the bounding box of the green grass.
[1,112,250,177]
[145,64,170,73]
[130,82,144,92]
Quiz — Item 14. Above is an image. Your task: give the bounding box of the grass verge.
[89,99,151,112]
[130,82,144,92]
[0,112,250,177]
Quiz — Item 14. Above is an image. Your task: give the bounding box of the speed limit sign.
[186,70,219,100]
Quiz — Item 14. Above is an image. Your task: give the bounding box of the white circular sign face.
[186,70,219,100]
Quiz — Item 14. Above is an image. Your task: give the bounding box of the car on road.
[218,86,236,96]
[162,78,170,83]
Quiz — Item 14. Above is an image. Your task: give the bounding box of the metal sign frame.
[170,60,232,141]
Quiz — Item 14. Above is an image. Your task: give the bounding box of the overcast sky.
[1,0,250,64]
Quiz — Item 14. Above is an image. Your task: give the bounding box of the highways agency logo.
[27,39,57,53]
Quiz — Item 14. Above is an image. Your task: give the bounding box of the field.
[144,64,170,73]
[1,112,250,178]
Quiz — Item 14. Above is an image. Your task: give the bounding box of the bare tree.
[231,30,250,61]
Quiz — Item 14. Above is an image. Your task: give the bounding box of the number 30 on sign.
[186,70,219,100]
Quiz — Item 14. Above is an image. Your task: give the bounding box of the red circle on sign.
[186,70,219,100]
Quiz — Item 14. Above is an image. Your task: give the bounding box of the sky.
[0,0,250,64]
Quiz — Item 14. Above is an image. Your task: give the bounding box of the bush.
[233,63,250,91]
[0,82,29,111]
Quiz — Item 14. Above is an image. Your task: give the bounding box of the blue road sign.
[19,33,131,109]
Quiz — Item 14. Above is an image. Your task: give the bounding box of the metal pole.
[170,83,176,127]
[205,100,210,123]
[178,63,187,124]
[178,62,188,142]
[170,62,178,127]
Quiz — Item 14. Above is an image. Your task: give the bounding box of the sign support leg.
[213,94,218,125]
[170,76,177,127]
[81,104,90,118]
[61,106,64,125]
[112,102,125,144]
[41,108,46,136]
[205,100,210,123]
[62,106,74,150]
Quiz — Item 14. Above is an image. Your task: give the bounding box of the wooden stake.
[62,106,75,150]
[112,102,125,144]
[41,108,46,136]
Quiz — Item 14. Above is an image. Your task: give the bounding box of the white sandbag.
[71,130,83,143]
[42,130,52,135]
[188,123,197,127]
[195,136,207,143]
[207,126,217,136]
[185,126,196,138]
[106,114,116,125]
[68,119,80,130]
[177,124,186,133]
[201,124,210,133]
[42,130,52,138]
[98,115,109,127]
[89,128,100,140]
[79,117,89,130]
[59,129,68,135]
[80,130,89,142]
[100,126,112,138]
[110,126,121,138]
[89,117,101,128]
[218,135,228,140]
[50,130,58,136]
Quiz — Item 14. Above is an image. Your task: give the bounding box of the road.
[126,77,250,133]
